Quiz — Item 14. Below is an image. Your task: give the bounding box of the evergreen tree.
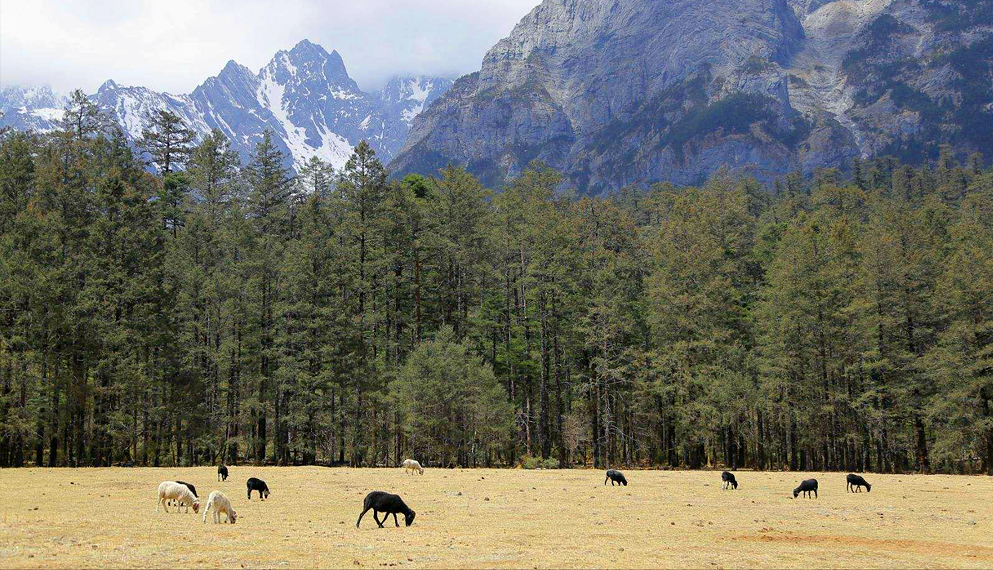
[139,109,196,173]
[396,326,513,467]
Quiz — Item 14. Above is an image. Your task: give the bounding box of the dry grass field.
[1,466,991,568]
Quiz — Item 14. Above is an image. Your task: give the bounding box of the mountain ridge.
[391,0,993,192]
[0,39,454,172]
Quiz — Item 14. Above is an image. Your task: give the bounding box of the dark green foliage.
[845,11,993,166]
[922,0,993,32]
[2,116,993,474]
[139,109,196,174]
[666,93,776,156]
[742,56,775,75]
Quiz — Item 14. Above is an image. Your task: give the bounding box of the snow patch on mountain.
[1,40,452,173]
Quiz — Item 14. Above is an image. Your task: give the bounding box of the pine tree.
[337,140,387,465]
[297,156,334,197]
[397,326,513,466]
[139,109,196,174]
[927,187,993,474]
[58,89,109,141]
[244,130,293,462]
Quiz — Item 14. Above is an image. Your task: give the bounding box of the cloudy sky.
[0,0,541,94]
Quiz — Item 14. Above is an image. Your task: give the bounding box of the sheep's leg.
[356,507,370,528]
[393,513,399,527]
[202,503,209,523]
[373,511,384,528]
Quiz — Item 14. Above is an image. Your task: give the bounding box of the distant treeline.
[1,95,992,474]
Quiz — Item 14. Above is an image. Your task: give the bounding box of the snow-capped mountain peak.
[378,75,454,126]
[1,40,453,173]
[0,86,66,132]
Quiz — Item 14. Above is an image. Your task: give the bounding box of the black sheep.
[721,471,738,490]
[846,474,871,493]
[174,480,198,498]
[356,491,415,528]
[218,465,229,482]
[605,470,628,486]
[247,477,270,500]
[793,478,818,499]
[166,480,198,507]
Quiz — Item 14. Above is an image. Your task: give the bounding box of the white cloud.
[0,0,541,94]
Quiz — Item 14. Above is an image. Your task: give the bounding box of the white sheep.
[402,459,424,475]
[202,490,237,524]
[157,481,200,514]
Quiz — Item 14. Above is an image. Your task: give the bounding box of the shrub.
[520,455,542,469]
[519,455,561,469]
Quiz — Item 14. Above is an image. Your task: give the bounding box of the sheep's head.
[263,489,270,499]
[865,483,871,492]
[229,510,237,524]
[792,489,799,498]
[405,511,416,526]
[192,500,200,513]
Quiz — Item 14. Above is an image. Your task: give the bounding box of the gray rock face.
[2,40,452,172]
[392,0,993,192]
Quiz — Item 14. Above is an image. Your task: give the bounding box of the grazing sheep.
[218,465,228,482]
[166,480,198,509]
[246,477,270,500]
[202,491,237,524]
[846,474,871,493]
[793,479,818,499]
[402,459,424,475]
[605,470,628,486]
[721,471,738,490]
[356,491,415,528]
[157,481,200,514]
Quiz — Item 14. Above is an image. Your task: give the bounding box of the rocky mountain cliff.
[0,40,453,171]
[391,0,993,192]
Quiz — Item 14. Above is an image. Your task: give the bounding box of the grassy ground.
[0,467,990,568]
